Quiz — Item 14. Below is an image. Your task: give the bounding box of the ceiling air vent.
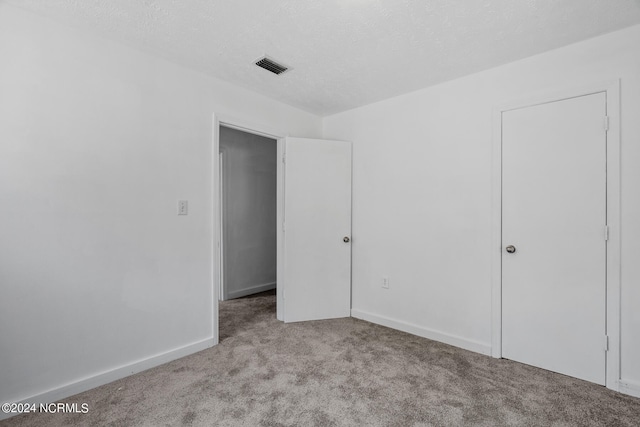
[255,56,289,75]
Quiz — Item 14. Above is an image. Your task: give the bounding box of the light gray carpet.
[4,290,640,426]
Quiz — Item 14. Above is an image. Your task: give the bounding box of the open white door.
[282,137,352,322]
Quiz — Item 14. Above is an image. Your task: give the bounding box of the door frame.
[212,113,287,345]
[490,80,621,391]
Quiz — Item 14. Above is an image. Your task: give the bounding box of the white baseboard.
[351,309,492,356]
[619,379,640,398]
[0,338,215,421]
[226,281,276,300]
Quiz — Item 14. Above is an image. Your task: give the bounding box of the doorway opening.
[218,125,278,341]
[212,115,353,344]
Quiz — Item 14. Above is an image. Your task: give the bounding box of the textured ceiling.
[8,0,640,116]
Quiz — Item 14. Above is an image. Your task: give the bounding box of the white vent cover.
[255,56,290,75]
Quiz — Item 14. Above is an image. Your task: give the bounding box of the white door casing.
[282,137,352,323]
[219,152,225,301]
[501,92,607,384]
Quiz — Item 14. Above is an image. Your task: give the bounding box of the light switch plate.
[178,200,188,215]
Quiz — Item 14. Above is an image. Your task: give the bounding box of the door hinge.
[604,335,609,351]
[604,116,610,131]
[282,153,286,163]
[282,221,285,232]
[604,225,610,241]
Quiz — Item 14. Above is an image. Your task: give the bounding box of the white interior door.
[283,137,352,322]
[502,92,607,385]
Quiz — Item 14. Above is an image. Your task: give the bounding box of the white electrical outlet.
[382,277,389,289]
[178,200,188,215]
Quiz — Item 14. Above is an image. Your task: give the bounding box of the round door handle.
[343,237,350,243]
[505,245,516,253]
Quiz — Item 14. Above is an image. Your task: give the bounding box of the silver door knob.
[506,245,516,253]
[343,237,350,243]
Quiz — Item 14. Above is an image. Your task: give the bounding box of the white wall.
[324,25,640,392]
[220,127,277,300]
[0,3,321,408]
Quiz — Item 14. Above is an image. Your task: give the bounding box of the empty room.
[2,1,640,426]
